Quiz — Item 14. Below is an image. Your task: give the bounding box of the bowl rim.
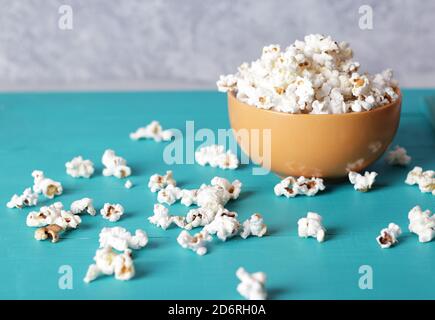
[228,87,402,118]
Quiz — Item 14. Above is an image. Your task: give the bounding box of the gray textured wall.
[0,0,434,91]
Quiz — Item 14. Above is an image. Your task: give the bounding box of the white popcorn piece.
[84,247,135,283]
[386,146,411,166]
[148,203,180,230]
[204,209,241,241]
[348,171,377,192]
[124,179,133,189]
[195,145,239,170]
[218,34,398,115]
[274,176,325,198]
[157,184,182,205]
[297,212,326,242]
[34,224,64,243]
[32,170,63,199]
[6,188,38,209]
[376,223,402,249]
[99,227,148,251]
[240,213,267,239]
[405,166,434,195]
[70,198,96,216]
[100,203,124,222]
[210,177,242,200]
[26,202,64,227]
[148,170,176,193]
[54,210,82,229]
[130,120,173,142]
[177,230,212,256]
[236,267,267,300]
[65,156,95,178]
[180,189,198,206]
[408,206,435,243]
[101,149,131,179]
[184,206,220,230]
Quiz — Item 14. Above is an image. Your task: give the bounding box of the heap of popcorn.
[217,34,399,114]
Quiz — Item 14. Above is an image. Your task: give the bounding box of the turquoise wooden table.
[0,89,434,300]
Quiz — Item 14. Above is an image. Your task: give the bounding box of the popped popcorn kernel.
[203,208,241,241]
[148,203,185,230]
[348,171,377,192]
[157,184,182,205]
[130,120,173,142]
[240,213,267,239]
[405,166,434,195]
[6,188,38,209]
[274,175,325,198]
[26,202,64,227]
[236,267,267,300]
[180,189,198,207]
[70,198,96,216]
[32,170,63,199]
[408,206,435,243]
[376,223,402,248]
[195,145,239,170]
[99,226,148,251]
[101,149,131,179]
[148,170,176,193]
[34,224,64,243]
[65,156,95,178]
[100,203,124,222]
[297,212,326,242]
[386,146,411,166]
[177,230,212,256]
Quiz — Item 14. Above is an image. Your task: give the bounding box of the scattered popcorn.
[177,230,212,256]
[386,146,411,166]
[99,227,149,251]
[180,189,198,206]
[148,204,186,230]
[348,171,377,192]
[184,206,218,230]
[100,203,124,222]
[376,223,402,249]
[34,224,64,243]
[124,179,133,189]
[211,177,242,200]
[274,176,325,198]
[26,202,64,227]
[130,120,174,142]
[218,34,399,114]
[297,212,326,242]
[6,188,38,209]
[32,170,63,199]
[70,198,96,216]
[148,170,177,193]
[195,144,239,170]
[408,206,435,243]
[240,214,267,239]
[65,156,95,178]
[236,267,267,300]
[405,166,434,195]
[157,185,182,205]
[84,247,135,283]
[101,149,131,179]
[204,208,241,241]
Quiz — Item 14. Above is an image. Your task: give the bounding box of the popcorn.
[148,204,186,230]
[217,34,398,114]
[6,188,38,209]
[84,247,135,283]
[157,185,182,205]
[184,206,219,230]
[26,202,64,227]
[99,227,149,251]
[177,230,212,256]
[70,198,96,216]
[148,170,176,193]
[376,223,402,249]
[408,206,435,243]
[32,170,63,199]
[236,267,267,300]
[124,179,133,189]
[101,149,131,179]
[210,177,242,200]
[386,146,411,166]
[274,176,325,198]
[180,189,198,206]
[240,214,267,239]
[405,166,434,195]
[65,156,95,178]
[348,171,377,192]
[204,208,241,241]
[195,145,239,170]
[100,203,124,222]
[34,224,64,243]
[54,210,82,229]
[130,121,173,142]
[297,212,326,242]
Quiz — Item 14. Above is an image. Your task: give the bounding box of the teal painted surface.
[0,89,433,300]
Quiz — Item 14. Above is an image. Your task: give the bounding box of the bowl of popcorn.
[218,34,402,178]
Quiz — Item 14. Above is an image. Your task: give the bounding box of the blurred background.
[0,0,434,91]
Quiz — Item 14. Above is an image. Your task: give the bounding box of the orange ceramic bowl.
[227,89,402,179]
